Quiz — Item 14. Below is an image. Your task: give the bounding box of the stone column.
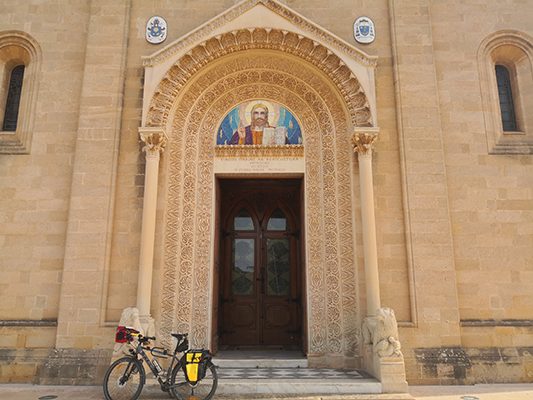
[137,127,167,321]
[351,128,381,316]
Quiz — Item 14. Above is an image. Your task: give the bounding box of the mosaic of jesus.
[216,100,303,146]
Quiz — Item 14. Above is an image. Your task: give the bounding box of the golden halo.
[242,100,277,126]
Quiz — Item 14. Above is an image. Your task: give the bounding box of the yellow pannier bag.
[184,351,205,383]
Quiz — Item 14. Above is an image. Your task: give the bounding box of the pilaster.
[388,0,461,348]
[56,0,132,349]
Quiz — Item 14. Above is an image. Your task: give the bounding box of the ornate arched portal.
[141,21,378,367]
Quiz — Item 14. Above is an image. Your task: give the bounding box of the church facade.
[1,0,532,387]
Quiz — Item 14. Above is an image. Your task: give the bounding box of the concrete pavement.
[0,383,533,400]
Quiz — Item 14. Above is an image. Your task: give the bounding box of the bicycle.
[103,326,218,400]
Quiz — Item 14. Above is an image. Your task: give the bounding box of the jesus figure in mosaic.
[216,100,303,146]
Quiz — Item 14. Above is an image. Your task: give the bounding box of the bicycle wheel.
[170,362,218,400]
[103,356,145,400]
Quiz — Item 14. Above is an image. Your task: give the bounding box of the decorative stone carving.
[155,54,360,364]
[351,131,378,157]
[214,144,304,158]
[145,27,373,130]
[141,33,372,366]
[139,4,379,361]
[139,128,168,155]
[363,307,402,358]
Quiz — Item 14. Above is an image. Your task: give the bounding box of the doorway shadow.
[216,344,305,360]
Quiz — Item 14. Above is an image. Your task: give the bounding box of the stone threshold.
[215,357,308,369]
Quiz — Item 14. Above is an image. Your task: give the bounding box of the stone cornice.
[141,0,377,68]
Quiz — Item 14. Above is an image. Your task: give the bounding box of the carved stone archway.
[145,28,374,129]
[139,0,381,365]
[149,41,374,367]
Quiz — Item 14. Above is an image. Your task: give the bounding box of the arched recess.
[144,25,377,367]
[0,30,42,154]
[478,30,533,154]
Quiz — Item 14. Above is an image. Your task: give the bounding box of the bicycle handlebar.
[126,331,156,343]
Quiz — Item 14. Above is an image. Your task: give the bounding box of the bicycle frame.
[130,335,185,392]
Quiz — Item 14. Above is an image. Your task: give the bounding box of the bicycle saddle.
[171,333,188,340]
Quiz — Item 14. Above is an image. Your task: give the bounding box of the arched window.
[0,31,41,154]
[2,65,25,131]
[478,31,533,154]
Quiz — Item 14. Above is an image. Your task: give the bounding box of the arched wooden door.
[218,179,302,346]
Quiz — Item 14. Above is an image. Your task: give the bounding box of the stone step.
[144,379,414,399]
[216,377,382,395]
[216,366,380,395]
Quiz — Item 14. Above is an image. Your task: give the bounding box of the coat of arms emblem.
[354,17,375,44]
[146,16,167,44]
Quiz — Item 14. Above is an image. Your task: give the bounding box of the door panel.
[219,179,302,346]
[227,304,256,328]
[264,304,291,327]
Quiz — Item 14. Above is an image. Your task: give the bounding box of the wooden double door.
[218,179,303,346]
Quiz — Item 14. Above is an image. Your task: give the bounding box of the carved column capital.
[351,127,380,157]
[139,127,168,156]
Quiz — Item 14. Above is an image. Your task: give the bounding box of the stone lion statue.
[363,307,402,358]
[112,307,154,357]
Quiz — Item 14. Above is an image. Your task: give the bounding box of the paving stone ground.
[1,383,533,400]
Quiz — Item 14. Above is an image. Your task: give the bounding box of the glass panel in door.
[231,238,255,296]
[266,238,290,296]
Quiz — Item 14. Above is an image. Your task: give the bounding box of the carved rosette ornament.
[351,130,378,158]
[139,128,168,156]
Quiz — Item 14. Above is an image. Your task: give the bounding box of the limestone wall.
[392,0,533,385]
[0,0,531,385]
[0,0,90,345]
